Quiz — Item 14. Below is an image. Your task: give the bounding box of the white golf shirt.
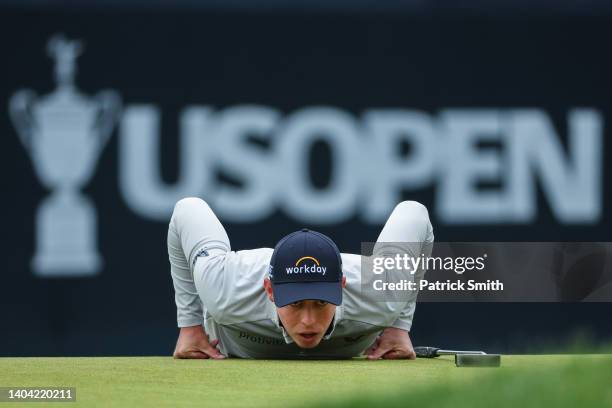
[168,198,434,359]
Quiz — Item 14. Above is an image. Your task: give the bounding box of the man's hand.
[365,327,416,360]
[173,325,226,359]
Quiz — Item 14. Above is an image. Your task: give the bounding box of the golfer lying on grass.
[169,198,434,359]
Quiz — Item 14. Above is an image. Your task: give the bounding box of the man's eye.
[290,302,302,307]
[316,301,328,306]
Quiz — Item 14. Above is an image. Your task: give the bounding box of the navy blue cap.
[269,229,343,307]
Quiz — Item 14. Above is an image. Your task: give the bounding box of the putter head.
[455,353,501,367]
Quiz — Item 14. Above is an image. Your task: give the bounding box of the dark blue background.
[1,6,611,356]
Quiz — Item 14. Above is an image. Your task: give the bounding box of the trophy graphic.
[9,35,121,277]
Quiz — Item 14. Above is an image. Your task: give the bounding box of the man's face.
[276,300,336,348]
[263,278,345,349]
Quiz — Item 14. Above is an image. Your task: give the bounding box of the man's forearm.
[172,270,204,327]
[168,207,204,327]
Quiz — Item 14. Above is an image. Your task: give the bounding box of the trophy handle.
[9,90,38,152]
[94,90,122,154]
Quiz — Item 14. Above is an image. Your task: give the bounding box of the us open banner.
[3,32,609,277]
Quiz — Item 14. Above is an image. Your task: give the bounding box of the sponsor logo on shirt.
[238,331,285,345]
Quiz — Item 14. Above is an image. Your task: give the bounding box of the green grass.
[0,355,611,407]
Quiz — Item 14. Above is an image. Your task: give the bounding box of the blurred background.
[1,0,611,356]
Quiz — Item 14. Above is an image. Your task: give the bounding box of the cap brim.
[271,281,342,308]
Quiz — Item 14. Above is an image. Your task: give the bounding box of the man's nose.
[300,307,316,326]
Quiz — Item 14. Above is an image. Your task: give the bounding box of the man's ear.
[342,276,346,288]
[263,278,274,301]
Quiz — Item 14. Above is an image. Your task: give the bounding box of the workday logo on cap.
[286,256,327,276]
[269,229,343,307]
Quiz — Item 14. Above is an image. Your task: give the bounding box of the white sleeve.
[167,197,231,328]
[388,258,426,331]
[168,221,204,327]
[390,302,416,331]
[376,201,434,332]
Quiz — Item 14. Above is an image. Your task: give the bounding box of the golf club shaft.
[436,350,486,356]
